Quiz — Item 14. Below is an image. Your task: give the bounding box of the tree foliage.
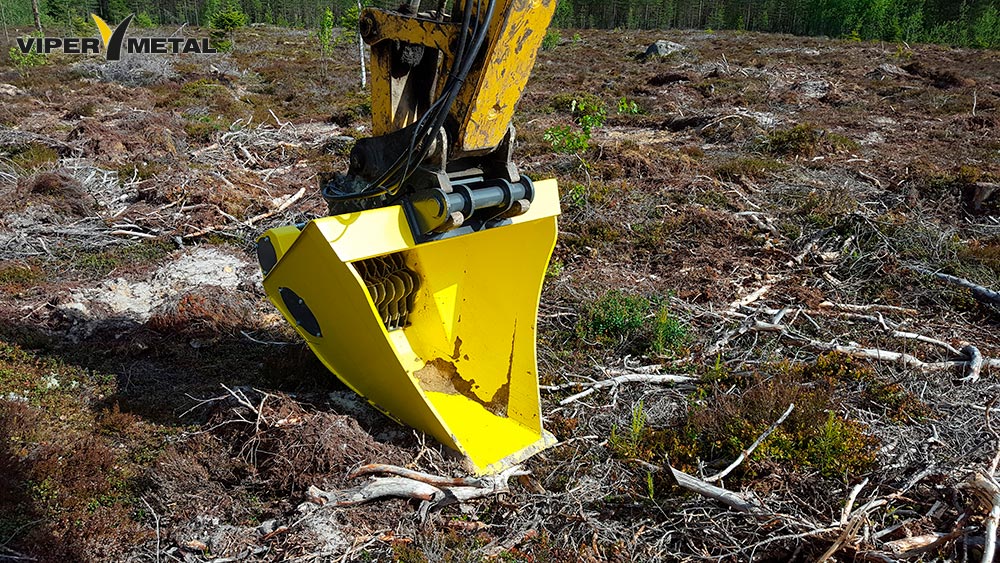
[1,0,998,49]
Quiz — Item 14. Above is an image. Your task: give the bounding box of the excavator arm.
[256,0,561,474]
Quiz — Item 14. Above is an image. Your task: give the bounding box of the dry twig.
[544,373,694,405]
[705,402,795,483]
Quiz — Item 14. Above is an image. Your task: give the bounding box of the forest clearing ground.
[0,24,999,561]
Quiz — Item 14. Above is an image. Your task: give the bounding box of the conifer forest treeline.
[1,0,998,49]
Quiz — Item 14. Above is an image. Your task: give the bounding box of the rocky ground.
[1,24,999,562]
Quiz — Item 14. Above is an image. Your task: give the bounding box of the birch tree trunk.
[357,0,367,88]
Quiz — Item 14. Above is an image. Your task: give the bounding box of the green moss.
[118,161,169,181]
[0,263,42,291]
[62,240,173,278]
[178,78,226,99]
[183,115,226,144]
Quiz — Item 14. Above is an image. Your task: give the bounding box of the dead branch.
[883,532,955,556]
[816,516,864,563]
[705,402,795,483]
[306,464,528,516]
[961,344,985,383]
[908,265,1000,307]
[551,373,695,405]
[631,459,765,514]
[749,321,1000,375]
[727,284,771,311]
[965,471,1000,563]
[245,186,307,227]
[347,464,483,487]
[671,465,763,513]
[892,330,961,356]
[308,477,440,507]
[842,478,868,526]
[818,301,919,316]
[108,229,159,239]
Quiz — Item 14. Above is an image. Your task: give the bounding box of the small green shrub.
[617,96,640,115]
[651,306,688,356]
[574,100,606,134]
[658,358,880,479]
[578,290,649,341]
[542,29,561,50]
[544,95,606,154]
[543,125,589,153]
[71,15,95,35]
[8,42,46,76]
[610,400,647,459]
[336,4,363,45]
[545,259,564,281]
[565,183,587,208]
[210,5,248,51]
[551,94,606,129]
[761,124,822,156]
[318,8,335,57]
[210,8,248,31]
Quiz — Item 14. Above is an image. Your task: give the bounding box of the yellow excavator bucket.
[257,179,560,474]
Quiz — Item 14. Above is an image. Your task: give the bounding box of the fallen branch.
[966,471,1000,563]
[883,532,956,556]
[306,464,528,518]
[818,301,919,316]
[962,344,985,383]
[108,229,159,239]
[816,516,864,563]
[727,284,771,311]
[347,464,483,487]
[749,321,1000,376]
[245,186,307,227]
[668,465,763,513]
[634,459,763,513]
[908,265,1000,307]
[547,373,695,406]
[705,403,795,483]
[892,330,961,356]
[182,187,307,238]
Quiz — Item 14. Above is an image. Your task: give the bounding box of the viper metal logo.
[15,14,217,61]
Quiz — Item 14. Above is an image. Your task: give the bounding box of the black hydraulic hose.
[397,0,494,184]
[326,0,496,202]
[385,0,484,188]
[327,0,478,201]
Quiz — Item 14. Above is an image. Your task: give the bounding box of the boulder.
[643,40,686,59]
